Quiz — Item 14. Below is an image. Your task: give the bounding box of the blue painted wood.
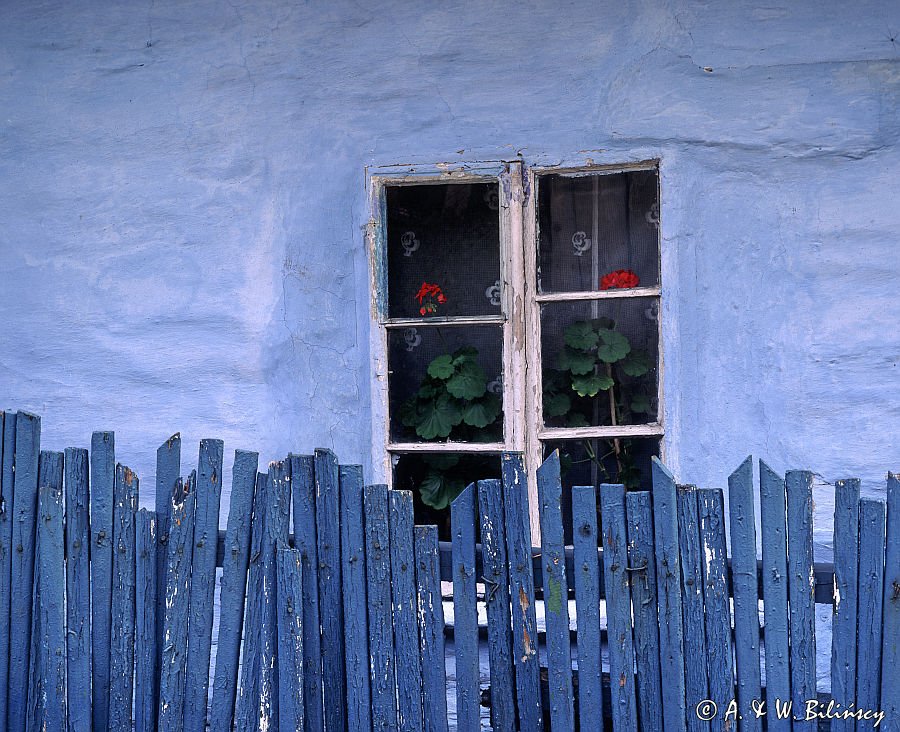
[785,471,816,732]
[600,482,639,732]
[9,412,40,732]
[183,439,224,732]
[35,454,66,732]
[109,464,138,732]
[210,449,259,732]
[339,464,372,732]
[758,460,790,732]
[135,509,158,732]
[572,485,603,728]
[626,491,663,732]
[276,546,305,732]
[477,478,516,732]
[64,447,91,732]
[451,483,481,732]
[155,433,180,702]
[314,448,346,732]
[290,455,324,732]
[651,457,687,732]
[390,489,425,732]
[832,478,860,732]
[414,525,449,732]
[365,483,398,732]
[0,412,14,731]
[881,473,900,730]
[677,485,709,732]
[537,453,575,732]
[698,489,734,732]
[236,472,268,732]
[157,473,197,732]
[726,456,762,732]
[857,498,885,727]
[27,527,44,732]
[501,452,542,732]
[89,429,114,732]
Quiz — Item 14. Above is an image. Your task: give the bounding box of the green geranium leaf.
[452,346,479,365]
[426,354,455,379]
[415,394,463,439]
[591,317,616,331]
[565,412,590,428]
[422,454,460,471]
[620,349,651,377]
[630,393,653,414]
[446,359,487,399]
[462,395,501,428]
[558,346,596,375]
[596,329,631,362]
[544,392,571,418]
[571,373,614,397]
[564,321,599,350]
[419,471,467,510]
[399,398,421,427]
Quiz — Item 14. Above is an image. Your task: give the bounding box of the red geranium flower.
[415,281,446,315]
[600,269,640,290]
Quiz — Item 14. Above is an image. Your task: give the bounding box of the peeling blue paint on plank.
[155,433,180,706]
[452,483,481,732]
[856,498,885,725]
[135,510,158,732]
[210,449,259,732]
[0,412,13,731]
[831,478,860,732]
[414,525,448,732]
[184,439,224,732]
[276,546,305,732]
[881,473,900,729]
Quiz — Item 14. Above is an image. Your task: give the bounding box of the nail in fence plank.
[65,447,91,732]
[365,484,398,731]
[857,499,885,725]
[626,491,663,732]
[501,453,542,732]
[340,465,372,732]
[277,546,305,732]
[135,510,158,732]
[451,483,481,732]
[291,455,324,732]
[236,472,268,732]
[573,485,603,728]
[89,429,114,732]
[391,490,425,731]
[477,478,516,732]
[831,478,860,732]
[158,473,197,732]
[536,453,575,732]
[786,471,816,732]
[758,461,790,732]
[9,412,40,732]
[677,485,709,732]
[698,489,734,732]
[0,412,14,731]
[881,473,900,728]
[155,434,181,696]
[184,440,224,732]
[651,457,687,732]
[210,449,259,731]
[600,482,639,732]
[35,453,66,732]
[726,457,762,732]
[109,465,138,732]
[414,525,449,732]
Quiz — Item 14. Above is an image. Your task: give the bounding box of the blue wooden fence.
[0,408,897,731]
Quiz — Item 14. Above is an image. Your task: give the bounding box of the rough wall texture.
[1,1,898,506]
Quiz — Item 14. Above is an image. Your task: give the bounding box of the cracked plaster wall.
[0,0,898,509]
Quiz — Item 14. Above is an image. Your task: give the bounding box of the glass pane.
[537,169,659,293]
[386,182,502,319]
[388,325,503,443]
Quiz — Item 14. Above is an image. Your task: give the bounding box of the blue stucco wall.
[1,1,898,505]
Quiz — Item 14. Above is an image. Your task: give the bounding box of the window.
[367,160,662,538]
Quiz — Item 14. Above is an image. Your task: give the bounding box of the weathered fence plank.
[210,449,259,732]
[155,433,180,704]
[90,429,114,732]
[537,453,575,732]
[651,457,687,732]
[882,473,900,730]
[157,473,197,732]
[414,525,449,732]
[726,457,762,732]
[64,447,92,732]
[626,491,663,732]
[339,464,372,732]
[134,510,158,732]
[277,546,305,732]
[109,465,138,732]
[831,478,860,732]
[0,412,15,731]
[501,452,542,732]
[184,439,224,732]
[857,498,885,726]
[291,455,324,732]
[477,477,515,732]
[365,483,398,732]
[9,412,40,732]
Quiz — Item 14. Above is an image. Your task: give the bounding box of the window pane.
[537,169,659,293]
[388,325,503,443]
[386,182,502,318]
[540,298,659,427]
